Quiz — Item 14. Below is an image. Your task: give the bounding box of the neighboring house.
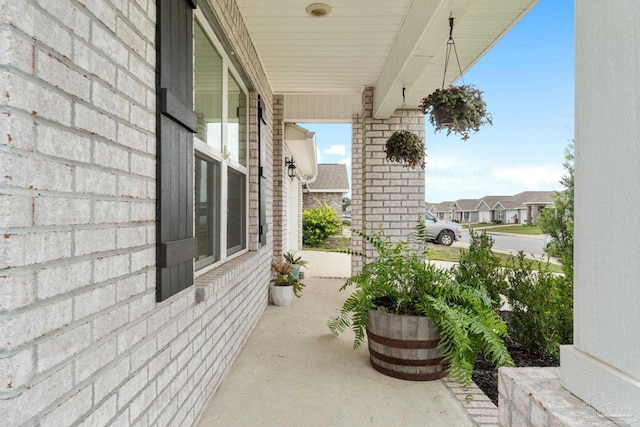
[14,2,628,427]
[500,197,525,224]
[284,123,318,251]
[501,191,556,225]
[303,164,350,216]
[491,201,507,223]
[434,192,556,224]
[520,191,556,225]
[476,200,493,223]
[427,201,454,221]
[478,196,509,222]
[451,199,481,223]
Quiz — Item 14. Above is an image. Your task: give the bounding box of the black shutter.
[156,0,198,302]
[258,95,268,246]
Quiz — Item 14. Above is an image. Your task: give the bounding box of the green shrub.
[491,219,503,225]
[454,230,506,309]
[302,202,342,246]
[539,143,574,284]
[341,219,351,226]
[504,252,573,358]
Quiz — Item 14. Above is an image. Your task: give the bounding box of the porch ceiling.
[236,0,538,119]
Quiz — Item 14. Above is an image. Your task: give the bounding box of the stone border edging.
[441,377,500,426]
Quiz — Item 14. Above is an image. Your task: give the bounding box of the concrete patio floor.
[197,251,476,427]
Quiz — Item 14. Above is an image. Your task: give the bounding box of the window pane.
[194,22,223,152]
[228,74,247,166]
[195,156,220,267]
[227,168,246,255]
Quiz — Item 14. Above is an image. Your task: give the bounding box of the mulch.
[471,311,560,405]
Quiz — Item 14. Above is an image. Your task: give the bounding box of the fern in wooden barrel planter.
[327,222,513,388]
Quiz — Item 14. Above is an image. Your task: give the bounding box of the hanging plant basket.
[421,85,492,141]
[384,130,425,169]
[421,17,492,141]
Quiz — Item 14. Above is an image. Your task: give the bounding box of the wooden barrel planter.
[366,309,447,381]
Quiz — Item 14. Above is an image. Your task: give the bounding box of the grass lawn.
[303,235,351,252]
[426,244,463,262]
[306,238,563,274]
[469,224,544,235]
[426,244,562,273]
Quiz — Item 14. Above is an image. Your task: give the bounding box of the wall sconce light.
[302,182,310,193]
[285,157,297,180]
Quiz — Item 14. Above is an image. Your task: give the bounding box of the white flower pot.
[270,283,294,306]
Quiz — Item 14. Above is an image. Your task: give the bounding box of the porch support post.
[499,3,640,425]
[351,87,425,273]
[561,0,640,421]
[351,108,365,273]
[272,95,286,258]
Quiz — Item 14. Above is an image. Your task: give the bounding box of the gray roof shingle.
[308,164,350,192]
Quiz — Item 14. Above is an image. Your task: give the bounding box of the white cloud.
[323,144,346,156]
[338,156,351,165]
[425,161,564,203]
[316,145,323,164]
[488,164,564,189]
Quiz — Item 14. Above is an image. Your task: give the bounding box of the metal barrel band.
[368,347,445,367]
[366,329,440,349]
[369,358,448,381]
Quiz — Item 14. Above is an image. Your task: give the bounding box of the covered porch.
[4,0,639,425]
[197,252,487,426]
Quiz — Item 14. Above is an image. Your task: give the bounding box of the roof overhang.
[284,123,318,182]
[238,0,540,121]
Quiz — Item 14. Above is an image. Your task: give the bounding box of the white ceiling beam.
[373,0,473,119]
[283,93,361,123]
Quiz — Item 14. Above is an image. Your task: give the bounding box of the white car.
[424,211,463,246]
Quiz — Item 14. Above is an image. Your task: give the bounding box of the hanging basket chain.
[421,15,493,141]
[400,85,407,131]
[441,17,465,89]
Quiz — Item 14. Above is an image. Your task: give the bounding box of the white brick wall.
[0,1,274,426]
[351,87,425,270]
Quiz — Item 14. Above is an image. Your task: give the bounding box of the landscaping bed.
[472,311,560,405]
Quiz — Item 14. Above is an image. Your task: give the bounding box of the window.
[194,16,249,270]
[195,155,220,267]
[226,168,246,255]
[227,74,247,167]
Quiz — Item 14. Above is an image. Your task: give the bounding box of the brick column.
[351,110,364,273]
[272,95,285,258]
[351,87,425,273]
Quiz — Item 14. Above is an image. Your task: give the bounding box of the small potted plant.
[327,221,513,388]
[270,259,305,306]
[420,84,492,141]
[283,251,308,280]
[384,130,425,169]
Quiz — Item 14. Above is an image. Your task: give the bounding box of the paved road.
[460,230,547,256]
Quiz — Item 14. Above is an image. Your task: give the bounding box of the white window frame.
[194,11,250,275]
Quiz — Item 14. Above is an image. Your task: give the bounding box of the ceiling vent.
[306,3,332,17]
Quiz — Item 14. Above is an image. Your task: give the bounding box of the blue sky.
[300,0,574,202]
